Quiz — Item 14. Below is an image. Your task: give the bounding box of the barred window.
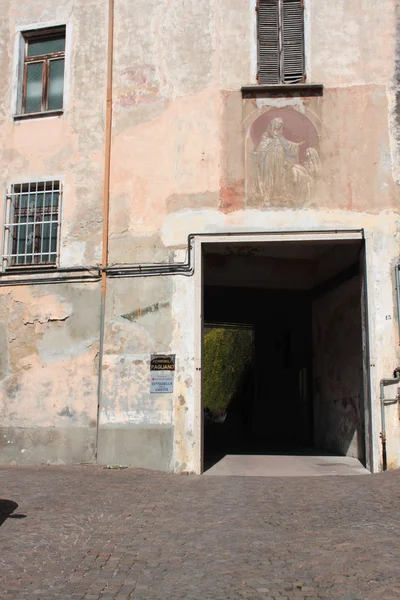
[3,181,61,268]
[21,26,65,114]
[257,0,305,85]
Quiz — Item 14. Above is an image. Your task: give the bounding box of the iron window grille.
[3,181,62,268]
[257,0,305,85]
[21,26,66,114]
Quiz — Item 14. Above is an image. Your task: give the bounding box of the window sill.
[14,109,64,121]
[4,264,58,272]
[241,83,323,97]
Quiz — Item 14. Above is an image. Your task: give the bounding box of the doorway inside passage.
[193,231,371,475]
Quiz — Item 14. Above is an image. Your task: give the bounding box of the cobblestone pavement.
[1,465,400,600]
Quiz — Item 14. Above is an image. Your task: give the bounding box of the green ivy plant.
[203,327,253,415]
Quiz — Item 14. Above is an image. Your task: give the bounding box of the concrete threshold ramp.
[203,454,370,477]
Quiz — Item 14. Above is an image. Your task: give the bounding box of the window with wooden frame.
[3,181,62,268]
[21,26,66,114]
[257,0,305,85]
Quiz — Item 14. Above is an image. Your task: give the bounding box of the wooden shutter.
[282,0,305,84]
[258,0,280,85]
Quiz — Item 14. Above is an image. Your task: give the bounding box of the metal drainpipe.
[95,0,115,462]
[380,374,400,471]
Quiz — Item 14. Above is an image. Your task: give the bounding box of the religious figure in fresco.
[303,147,321,179]
[252,117,320,203]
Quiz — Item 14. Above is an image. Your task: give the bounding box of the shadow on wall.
[0,500,26,527]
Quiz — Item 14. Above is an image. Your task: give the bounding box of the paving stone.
[0,465,400,600]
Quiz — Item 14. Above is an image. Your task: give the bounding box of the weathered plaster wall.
[97,277,174,470]
[313,277,364,460]
[107,0,400,245]
[102,0,400,472]
[97,271,196,472]
[0,0,106,463]
[0,0,107,266]
[1,0,400,471]
[310,0,395,87]
[0,282,101,463]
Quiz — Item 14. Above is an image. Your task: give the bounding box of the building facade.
[0,0,400,473]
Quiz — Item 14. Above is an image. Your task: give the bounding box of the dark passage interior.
[202,239,367,471]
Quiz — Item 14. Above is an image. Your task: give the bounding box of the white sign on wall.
[150,372,174,394]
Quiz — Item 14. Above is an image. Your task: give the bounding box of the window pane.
[18,193,29,211]
[52,191,60,209]
[18,224,27,259]
[35,192,44,209]
[25,62,43,113]
[48,59,64,110]
[43,192,52,208]
[42,223,50,254]
[27,34,65,57]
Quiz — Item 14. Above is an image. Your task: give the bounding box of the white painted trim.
[193,240,203,475]
[193,230,372,475]
[63,21,72,116]
[363,232,381,474]
[1,183,8,273]
[10,20,72,118]
[193,231,363,246]
[5,174,66,187]
[361,235,376,472]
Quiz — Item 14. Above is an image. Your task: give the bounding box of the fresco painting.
[247,108,321,207]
